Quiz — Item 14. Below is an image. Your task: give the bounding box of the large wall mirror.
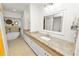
[43,12,63,32]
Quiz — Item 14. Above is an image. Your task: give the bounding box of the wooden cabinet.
[23,34,51,56]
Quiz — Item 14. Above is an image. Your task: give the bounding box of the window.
[43,16,52,31]
[52,16,62,32]
[43,12,63,32]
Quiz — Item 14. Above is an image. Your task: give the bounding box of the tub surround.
[23,30,75,56]
[4,17,21,33]
[7,32,20,40]
[5,22,20,40]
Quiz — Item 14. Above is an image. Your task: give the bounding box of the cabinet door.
[22,34,24,38]
[24,34,28,41]
[24,34,30,43]
[24,35,34,52]
[23,34,51,56]
[30,40,46,56]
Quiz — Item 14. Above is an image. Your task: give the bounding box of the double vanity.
[23,30,75,56]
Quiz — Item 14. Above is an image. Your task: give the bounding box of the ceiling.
[2,3,29,13]
[2,3,53,13]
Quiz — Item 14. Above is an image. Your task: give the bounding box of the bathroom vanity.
[23,30,75,56]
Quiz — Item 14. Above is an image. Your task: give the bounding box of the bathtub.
[7,32,20,40]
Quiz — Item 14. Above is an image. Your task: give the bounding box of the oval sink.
[40,36,51,41]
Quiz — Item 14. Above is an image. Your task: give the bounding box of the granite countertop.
[24,30,75,56]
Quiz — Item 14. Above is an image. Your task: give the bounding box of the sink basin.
[40,35,51,41]
[35,32,51,41]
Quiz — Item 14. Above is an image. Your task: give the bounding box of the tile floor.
[8,36,36,56]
